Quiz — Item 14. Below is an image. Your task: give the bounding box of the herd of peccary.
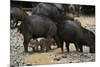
[10,2,95,53]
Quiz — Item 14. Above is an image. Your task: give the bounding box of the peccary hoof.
[26,64,32,66]
[54,58,61,61]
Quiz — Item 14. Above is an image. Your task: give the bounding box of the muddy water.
[10,16,95,66]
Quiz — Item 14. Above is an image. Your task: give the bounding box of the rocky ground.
[10,16,95,67]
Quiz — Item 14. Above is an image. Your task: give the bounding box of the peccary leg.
[48,45,51,50]
[40,43,44,52]
[90,45,95,53]
[46,43,51,52]
[32,47,36,52]
[46,44,51,52]
[54,35,61,48]
[23,41,28,52]
[79,45,83,52]
[59,40,63,53]
[23,34,31,52]
[15,20,19,28]
[77,42,83,52]
[11,18,17,29]
[13,18,18,28]
[74,42,81,52]
[65,42,70,52]
[35,44,39,52]
[47,39,51,50]
[46,45,49,52]
[55,40,60,48]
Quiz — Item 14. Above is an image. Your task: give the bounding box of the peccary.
[55,19,95,53]
[10,7,28,29]
[18,15,57,52]
[32,3,63,20]
[39,38,51,52]
[29,39,39,52]
[78,27,95,53]
[29,38,56,52]
[55,19,83,53]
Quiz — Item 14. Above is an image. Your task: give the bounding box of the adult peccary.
[32,3,64,21]
[55,19,95,53]
[78,27,95,53]
[10,7,28,29]
[32,2,75,30]
[55,19,83,53]
[18,15,57,52]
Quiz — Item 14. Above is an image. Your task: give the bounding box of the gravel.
[53,52,95,63]
[10,29,26,66]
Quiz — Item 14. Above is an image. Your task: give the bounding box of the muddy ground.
[10,15,95,66]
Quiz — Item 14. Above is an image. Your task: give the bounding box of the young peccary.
[39,38,51,52]
[29,38,56,52]
[29,39,40,52]
[40,38,57,52]
[78,27,95,53]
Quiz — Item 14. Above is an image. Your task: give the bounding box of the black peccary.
[18,15,57,52]
[78,27,95,53]
[32,3,75,25]
[55,19,95,53]
[32,3,64,21]
[55,19,83,53]
[10,7,28,29]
